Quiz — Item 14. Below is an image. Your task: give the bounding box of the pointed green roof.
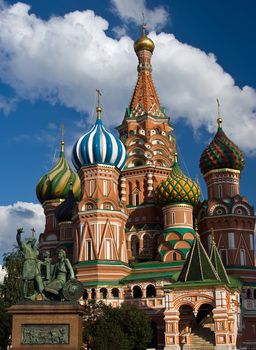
[210,235,230,284]
[178,231,220,283]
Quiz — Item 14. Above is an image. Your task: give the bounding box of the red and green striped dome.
[200,119,244,175]
[155,155,200,206]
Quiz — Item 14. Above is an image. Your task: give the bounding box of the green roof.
[178,233,220,283]
[210,240,230,284]
[73,260,130,268]
[163,227,195,239]
[121,271,177,283]
[166,279,225,289]
[132,261,184,269]
[82,280,123,287]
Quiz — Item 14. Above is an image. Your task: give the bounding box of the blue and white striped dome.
[72,117,127,171]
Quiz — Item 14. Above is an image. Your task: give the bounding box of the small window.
[89,180,95,196]
[218,185,223,198]
[105,239,111,260]
[228,232,235,249]
[220,249,228,265]
[172,212,176,224]
[250,234,254,250]
[240,249,246,266]
[103,180,108,196]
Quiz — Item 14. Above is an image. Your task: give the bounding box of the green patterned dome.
[36,141,81,204]
[200,118,244,175]
[155,154,200,206]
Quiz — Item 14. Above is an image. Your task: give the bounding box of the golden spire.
[61,123,65,152]
[96,89,102,119]
[216,98,222,129]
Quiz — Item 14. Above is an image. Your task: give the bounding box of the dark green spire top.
[209,229,230,284]
[178,225,220,283]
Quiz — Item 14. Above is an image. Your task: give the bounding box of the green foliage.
[83,301,152,350]
[0,248,23,350]
[1,248,23,304]
[0,299,11,350]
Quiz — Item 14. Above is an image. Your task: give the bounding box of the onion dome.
[200,110,244,176]
[155,154,200,206]
[36,140,81,204]
[55,186,76,222]
[134,23,155,53]
[72,93,127,171]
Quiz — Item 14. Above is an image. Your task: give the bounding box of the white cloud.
[0,202,45,259]
[0,95,16,115]
[0,3,255,154]
[111,0,169,31]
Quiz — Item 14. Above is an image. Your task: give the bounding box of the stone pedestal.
[8,302,84,350]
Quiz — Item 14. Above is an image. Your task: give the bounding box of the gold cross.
[61,123,64,142]
[96,89,102,108]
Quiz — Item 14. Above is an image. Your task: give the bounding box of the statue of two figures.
[16,228,83,302]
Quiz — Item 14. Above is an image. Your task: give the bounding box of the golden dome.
[134,35,155,53]
[155,154,200,207]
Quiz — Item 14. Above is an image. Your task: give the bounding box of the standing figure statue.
[45,249,75,298]
[41,250,52,284]
[16,228,47,300]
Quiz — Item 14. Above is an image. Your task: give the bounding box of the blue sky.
[0,0,255,259]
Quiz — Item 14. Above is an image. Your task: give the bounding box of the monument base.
[8,301,84,350]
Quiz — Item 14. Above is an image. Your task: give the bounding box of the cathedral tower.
[72,94,130,286]
[117,25,177,261]
[36,133,81,258]
[198,104,255,271]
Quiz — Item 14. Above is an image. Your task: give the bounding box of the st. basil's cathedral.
[36,26,256,350]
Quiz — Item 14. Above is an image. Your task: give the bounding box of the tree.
[0,248,23,350]
[1,249,23,304]
[83,301,152,350]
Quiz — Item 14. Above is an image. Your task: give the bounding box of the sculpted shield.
[62,279,83,301]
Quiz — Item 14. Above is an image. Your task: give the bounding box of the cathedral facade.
[36,27,256,350]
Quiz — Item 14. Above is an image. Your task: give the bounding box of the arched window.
[91,288,96,300]
[131,236,139,258]
[247,289,252,299]
[146,284,156,298]
[143,235,150,249]
[100,288,108,299]
[111,288,119,299]
[133,286,142,299]
[83,289,88,300]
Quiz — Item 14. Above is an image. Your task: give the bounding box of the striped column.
[147,172,153,198]
[120,177,127,202]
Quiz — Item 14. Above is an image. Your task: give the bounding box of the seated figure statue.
[45,249,74,296]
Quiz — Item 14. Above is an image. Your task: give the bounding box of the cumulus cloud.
[0,202,45,259]
[111,0,169,32]
[0,3,255,153]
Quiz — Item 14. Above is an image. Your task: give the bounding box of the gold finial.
[61,123,65,152]
[174,152,178,163]
[210,227,216,246]
[31,228,35,238]
[216,98,222,129]
[96,89,102,119]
